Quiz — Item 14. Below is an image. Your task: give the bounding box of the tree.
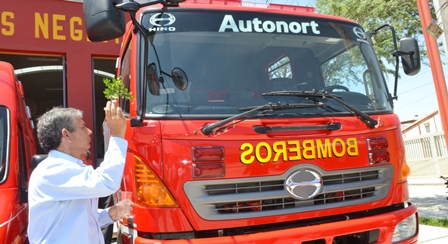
[315,0,434,74]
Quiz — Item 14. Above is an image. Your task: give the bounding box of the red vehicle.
[83,0,421,243]
[0,61,37,244]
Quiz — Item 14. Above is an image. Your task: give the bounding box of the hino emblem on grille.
[285,169,323,200]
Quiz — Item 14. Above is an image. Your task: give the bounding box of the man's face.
[67,116,92,157]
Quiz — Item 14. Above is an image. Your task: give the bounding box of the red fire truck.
[0,61,38,244]
[83,0,421,243]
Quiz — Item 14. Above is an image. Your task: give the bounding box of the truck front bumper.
[130,202,418,244]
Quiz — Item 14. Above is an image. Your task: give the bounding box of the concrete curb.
[408,177,447,186]
[418,225,448,244]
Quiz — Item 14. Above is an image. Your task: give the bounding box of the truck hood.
[130,114,406,230]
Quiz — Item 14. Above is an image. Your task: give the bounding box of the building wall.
[0,0,121,162]
[402,111,442,138]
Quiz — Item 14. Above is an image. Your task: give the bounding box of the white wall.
[402,111,442,138]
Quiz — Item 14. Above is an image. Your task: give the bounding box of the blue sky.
[270,0,315,7]
[391,65,443,122]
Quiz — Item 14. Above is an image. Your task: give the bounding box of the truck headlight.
[392,214,417,243]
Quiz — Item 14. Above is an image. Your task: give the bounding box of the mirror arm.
[393,50,414,57]
[392,49,416,95]
[161,70,172,77]
[370,24,400,102]
[125,0,185,126]
[115,0,176,11]
[128,10,150,127]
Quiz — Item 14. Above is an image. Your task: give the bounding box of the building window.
[424,122,430,133]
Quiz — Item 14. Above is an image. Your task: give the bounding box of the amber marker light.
[134,156,178,207]
[398,158,411,183]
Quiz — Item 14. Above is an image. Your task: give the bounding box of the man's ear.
[61,128,70,141]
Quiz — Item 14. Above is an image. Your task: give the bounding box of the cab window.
[119,38,132,113]
[0,107,9,183]
[268,56,292,80]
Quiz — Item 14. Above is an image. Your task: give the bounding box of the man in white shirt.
[28,101,130,244]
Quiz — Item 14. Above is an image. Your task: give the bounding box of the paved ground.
[408,178,448,244]
[409,182,448,219]
[418,225,448,244]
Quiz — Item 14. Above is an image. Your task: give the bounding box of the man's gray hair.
[36,107,83,153]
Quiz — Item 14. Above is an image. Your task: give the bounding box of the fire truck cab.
[0,61,37,244]
[83,0,421,243]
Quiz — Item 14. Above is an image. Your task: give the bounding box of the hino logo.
[285,169,323,200]
[149,13,176,27]
[353,26,368,44]
[353,27,366,40]
[218,15,320,34]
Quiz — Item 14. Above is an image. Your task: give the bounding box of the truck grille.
[184,164,393,220]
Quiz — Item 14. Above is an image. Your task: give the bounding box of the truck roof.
[0,61,20,95]
[174,0,357,24]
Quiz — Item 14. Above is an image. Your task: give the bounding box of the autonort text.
[240,138,359,164]
[219,15,321,34]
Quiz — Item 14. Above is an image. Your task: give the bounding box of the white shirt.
[28,137,128,244]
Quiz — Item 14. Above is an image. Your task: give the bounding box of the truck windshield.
[0,107,8,183]
[139,10,391,117]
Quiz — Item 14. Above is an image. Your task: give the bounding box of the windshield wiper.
[198,102,324,135]
[239,101,325,111]
[263,90,378,129]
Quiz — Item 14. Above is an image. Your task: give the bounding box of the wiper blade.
[263,90,340,98]
[199,102,324,136]
[263,90,378,129]
[239,101,325,111]
[199,103,274,135]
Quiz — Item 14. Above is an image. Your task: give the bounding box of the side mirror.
[147,64,160,96]
[83,0,126,42]
[400,37,421,76]
[31,154,48,172]
[19,155,47,203]
[171,68,188,90]
[18,173,28,203]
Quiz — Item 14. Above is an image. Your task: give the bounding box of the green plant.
[103,77,134,101]
[420,217,448,228]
